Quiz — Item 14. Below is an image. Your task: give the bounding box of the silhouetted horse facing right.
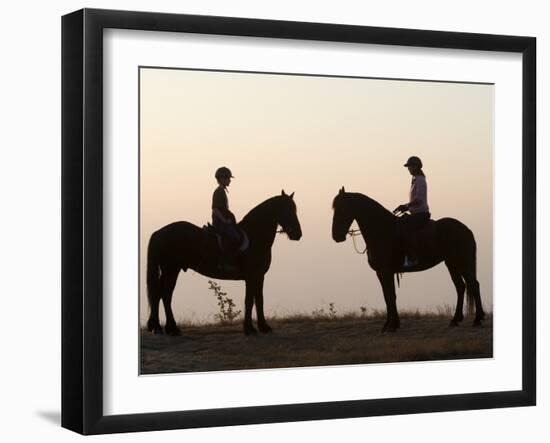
[332,187,484,332]
[147,191,302,336]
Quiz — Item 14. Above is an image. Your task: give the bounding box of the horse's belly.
[190,262,245,281]
[399,257,443,273]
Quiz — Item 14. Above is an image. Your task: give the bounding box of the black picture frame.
[62,8,536,435]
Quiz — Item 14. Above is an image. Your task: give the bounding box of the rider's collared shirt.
[409,175,430,214]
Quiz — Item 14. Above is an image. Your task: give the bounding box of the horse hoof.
[381,325,398,333]
[449,320,459,327]
[151,327,164,335]
[165,325,181,336]
[147,319,162,334]
[258,324,273,334]
[473,319,483,327]
[244,325,258,336]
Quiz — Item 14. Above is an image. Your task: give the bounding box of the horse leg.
[445,261,465,327]
[243,277,258,335]
[463,270,485,326]
[376,271,400,332]
[160,266,181,336]
[252,275,272,333]
[147,278,163,335]
[147,296,163,334]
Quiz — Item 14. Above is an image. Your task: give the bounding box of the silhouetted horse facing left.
[147,191,302,336]
[332,187,485,332]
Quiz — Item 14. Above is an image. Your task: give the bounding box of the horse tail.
[147,231,161,309]
[464,230,478,316]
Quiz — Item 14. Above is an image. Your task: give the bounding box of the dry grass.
[140,313,492,374]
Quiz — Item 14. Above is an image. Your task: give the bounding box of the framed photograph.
[62,8,536,435]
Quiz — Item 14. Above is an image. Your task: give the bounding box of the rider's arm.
[213,207,232,223]
[212,208,234,223]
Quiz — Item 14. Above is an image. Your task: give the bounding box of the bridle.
[348,228,367,255]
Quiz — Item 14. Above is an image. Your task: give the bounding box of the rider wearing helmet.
[393,156,431,267]
[212,166,241,251]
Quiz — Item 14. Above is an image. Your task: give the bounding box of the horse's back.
[154,220,201,234]
[151,221,203,243]
[149,221,205,263]
[434,217,474,239]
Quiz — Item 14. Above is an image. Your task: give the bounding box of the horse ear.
[289,192,294,199]
[281,189,286,196]
[339,186,346,194]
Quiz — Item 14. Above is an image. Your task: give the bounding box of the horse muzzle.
[332,232,347,243]
[286,228,302,241]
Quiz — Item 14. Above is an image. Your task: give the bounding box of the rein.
[348,228,402,287]
[348,229,367,254]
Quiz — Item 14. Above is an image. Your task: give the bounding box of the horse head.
[278,190,302,241]
[332,186,354,243]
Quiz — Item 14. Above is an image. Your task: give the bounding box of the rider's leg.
[402,212,430,267]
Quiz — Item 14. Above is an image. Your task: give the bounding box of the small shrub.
[360,306,367,318]
[311,307,326,318]
[328,302,337,320]
[208,280,241,324]
[312,302,338,320]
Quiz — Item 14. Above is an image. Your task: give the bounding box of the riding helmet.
[215,166,234,179]
[403,156,423,168]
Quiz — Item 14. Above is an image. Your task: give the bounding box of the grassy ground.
[140,312,492,374]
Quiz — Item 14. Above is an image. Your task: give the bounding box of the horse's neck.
[239,199,279,248]
[353,195,396,244]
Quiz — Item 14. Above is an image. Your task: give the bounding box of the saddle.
[202,223,250,256]
[397,219,437,266]
[408,220,436,244]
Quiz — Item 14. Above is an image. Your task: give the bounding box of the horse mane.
[334,192,391,213]
[353,193,394,218]
[239,195,285,225]
[334,192,396,226]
